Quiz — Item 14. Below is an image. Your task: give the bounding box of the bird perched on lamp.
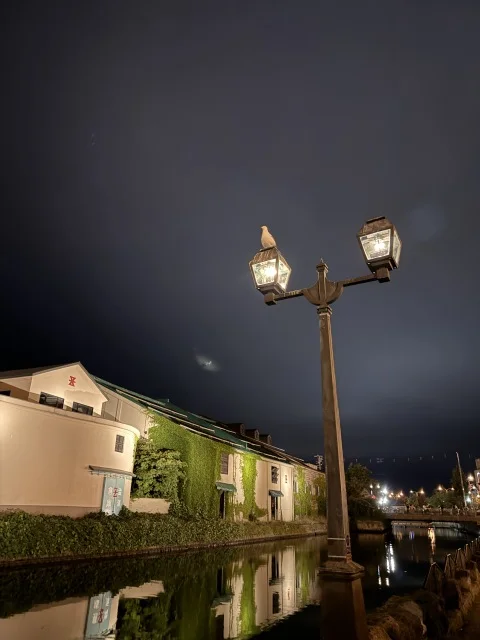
[260,225,277,248]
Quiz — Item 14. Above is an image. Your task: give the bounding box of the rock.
[397,601,427,635]
[446,608,464,635]
[381,599,425,640]
[368,626,391,640]
[367,612,401,639]
[466,560,479,583]
[412,589,448,639]
[455,568,472,592]
[443,579,462,610]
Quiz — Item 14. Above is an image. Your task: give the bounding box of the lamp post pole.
[249,217,402,640]
[263,262,383,640]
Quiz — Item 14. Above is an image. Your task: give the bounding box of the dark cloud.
[1,1,479,488]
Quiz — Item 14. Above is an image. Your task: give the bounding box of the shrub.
[0,510,323,562]
[132,440,186,502]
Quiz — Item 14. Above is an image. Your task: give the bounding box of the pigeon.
[260,225,277,248]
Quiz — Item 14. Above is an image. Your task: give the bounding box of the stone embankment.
[352,518,391,533]
[368,539,480,639]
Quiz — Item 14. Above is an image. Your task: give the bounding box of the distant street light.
[249,217,401,640]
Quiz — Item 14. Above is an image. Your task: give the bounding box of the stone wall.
[351,519,390,533]
[367,558,480,639]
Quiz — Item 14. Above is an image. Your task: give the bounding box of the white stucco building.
[0,363,139,517]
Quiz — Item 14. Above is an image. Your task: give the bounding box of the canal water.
[0,524,475,639]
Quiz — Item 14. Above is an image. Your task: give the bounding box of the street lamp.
[249,217,401,640]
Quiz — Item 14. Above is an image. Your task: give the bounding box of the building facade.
[96,377,323,522]
[0,362,323,521]
[0,364,139,517]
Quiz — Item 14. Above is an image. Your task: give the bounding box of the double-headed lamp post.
[249,217,401,640]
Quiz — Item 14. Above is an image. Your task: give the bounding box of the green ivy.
[229,453,267,521]
[132,439,187,503]
[147,413,235,519]
[295,467,325,518]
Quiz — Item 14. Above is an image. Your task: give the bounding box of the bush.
[132,440,186,502]
[0,510,324,562]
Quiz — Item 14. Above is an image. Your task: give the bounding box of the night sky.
[2,2,480,489]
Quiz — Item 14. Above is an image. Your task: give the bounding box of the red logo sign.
[68,376,76,387]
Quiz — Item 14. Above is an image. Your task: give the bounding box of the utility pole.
[456,451,467,508]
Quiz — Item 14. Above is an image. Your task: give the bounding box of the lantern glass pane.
[360,229,391,262]
[252,259,277,287]
[392,229,402,266]
[277,260,291,291]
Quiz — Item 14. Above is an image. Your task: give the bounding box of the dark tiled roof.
[94,376,287,461]
[94,376,319,471]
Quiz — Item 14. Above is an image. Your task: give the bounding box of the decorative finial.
[260,225,277,249]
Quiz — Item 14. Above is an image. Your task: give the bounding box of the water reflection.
[0,540,321,640]
[0,525,475,639]
[354,523,475,610]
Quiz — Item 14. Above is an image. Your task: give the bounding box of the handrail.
[424,537,480,594]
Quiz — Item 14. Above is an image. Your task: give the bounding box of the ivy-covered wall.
[294,467,326,518]
[146,411,322,522]
[148,412,234,518]
[233,454,268,521]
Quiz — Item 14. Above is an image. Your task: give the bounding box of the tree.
[427,490,461,510]
[345,464,383,519]
[132,438,187,502]
[345,463,372,499]
[406,491,426,508]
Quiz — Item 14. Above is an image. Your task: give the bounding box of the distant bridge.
[387,512,480,527]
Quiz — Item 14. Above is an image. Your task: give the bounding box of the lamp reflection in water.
[377,543,396,588]
[428,527,436,562]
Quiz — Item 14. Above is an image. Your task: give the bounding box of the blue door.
[101,476,125,515]
[85,591,112,638]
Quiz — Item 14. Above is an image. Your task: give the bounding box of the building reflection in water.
[0,544,320,640]
[211,545,321,638]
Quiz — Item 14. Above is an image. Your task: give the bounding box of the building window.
[0,390,11,396]
[39,392,64,409]
[272,592,280,614]
[72,402,94,416]
[220,453,229,475]
[271,555,280,581]
[284,474,288,484]
[293,478,298,493]
[115,434,125,453]
[271,466,279,484]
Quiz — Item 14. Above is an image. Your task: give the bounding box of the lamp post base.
[319,561,369,640]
